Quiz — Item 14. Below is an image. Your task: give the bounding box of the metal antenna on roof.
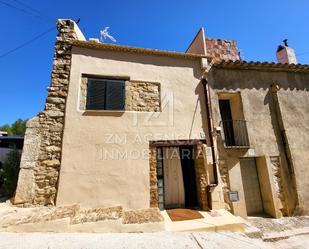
[100,27,117,43]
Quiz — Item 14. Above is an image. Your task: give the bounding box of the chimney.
[276,39,297,64]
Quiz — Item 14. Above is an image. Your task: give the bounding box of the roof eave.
[213,60,309,73]
[72,40,211,60]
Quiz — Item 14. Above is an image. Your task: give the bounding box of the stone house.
[14,19,309,222]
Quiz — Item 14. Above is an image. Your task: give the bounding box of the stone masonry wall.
[206,38,240,63]
[14,20,80,206]
[149,147,158,208]
[126,81,160,112]
[270,156,288,216]
[218,158,233,211]
[194,144,209,210]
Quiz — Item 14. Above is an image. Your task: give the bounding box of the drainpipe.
[202,78,218,210]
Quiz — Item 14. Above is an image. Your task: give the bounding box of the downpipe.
[202,78,219,210]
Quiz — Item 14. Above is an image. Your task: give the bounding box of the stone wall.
[194,144,209,210]
[270,156,287,216]
[126,81,160,111]
[14,19,81,206]
[0,205,164,232]
[218,158,233,211]
[79,78,161,112]
[149,147,158,208]
[206,38,240,63]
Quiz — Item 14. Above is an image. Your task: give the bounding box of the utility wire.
[13,0,46,15]
[0,0,52,22]
[0,26,56,59]
[12,0,54,21]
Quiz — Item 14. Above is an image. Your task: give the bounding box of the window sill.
[224,145,250,149]
[80,109,161,115]
[82,110,125,117]
[84,109,125,113]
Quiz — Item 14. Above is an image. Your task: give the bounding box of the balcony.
[220,120,250,148]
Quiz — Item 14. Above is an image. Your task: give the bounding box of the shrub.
[0,149,21,196]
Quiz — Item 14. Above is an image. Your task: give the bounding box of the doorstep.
[161,209,246,232]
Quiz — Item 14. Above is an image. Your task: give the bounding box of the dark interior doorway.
[219,99,235,146]
[156,145,199,210]
[179,146,198,208]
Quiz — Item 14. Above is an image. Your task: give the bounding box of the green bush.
[0,118,28,135]
[0,149,21,196]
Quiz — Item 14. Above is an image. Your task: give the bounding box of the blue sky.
[1,0,309,125]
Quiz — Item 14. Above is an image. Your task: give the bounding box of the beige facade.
[56,46,210,210]
[207,63,309,217]
[14,19,309,226]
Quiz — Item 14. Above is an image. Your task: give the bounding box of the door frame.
[149,139,208,211]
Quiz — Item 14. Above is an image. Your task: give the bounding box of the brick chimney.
[276,39,297,64]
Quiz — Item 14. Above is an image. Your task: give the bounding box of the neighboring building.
[0,132,24,163]
[0,132,24,191]
[207,61,309,218]
[14,20,309,224]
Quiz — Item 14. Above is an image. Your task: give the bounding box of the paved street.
[1,232,309,249]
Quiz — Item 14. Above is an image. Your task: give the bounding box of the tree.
[0,124,12,134]
[0,119,27,135]
[11,119,27,135]
[0,148,21,196]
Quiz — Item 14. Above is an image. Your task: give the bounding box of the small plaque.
[228,191,239,202]
[200,131,206,139]
[248,148,256,157]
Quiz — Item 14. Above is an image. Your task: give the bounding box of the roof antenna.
[283,39,288,47]
[100,27,117,43]
[76,18,81,24]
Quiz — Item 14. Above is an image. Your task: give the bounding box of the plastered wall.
[56,47,208,210]
[208,67,309,217]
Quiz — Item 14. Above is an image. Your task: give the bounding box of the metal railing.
[220,120,250,147]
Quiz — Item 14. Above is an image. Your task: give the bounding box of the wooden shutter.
[105,80,125,110]
[86,79,106,110]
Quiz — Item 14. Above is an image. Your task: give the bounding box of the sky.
[1,0,309,125]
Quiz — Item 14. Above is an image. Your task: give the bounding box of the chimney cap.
[277,39,289,52]
[283,39,288,47]
[276,39,297,64]
[277,45,285,52]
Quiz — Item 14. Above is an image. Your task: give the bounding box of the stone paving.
[1,231,309,249]
[0,232,271,249]
[246,216,309,241]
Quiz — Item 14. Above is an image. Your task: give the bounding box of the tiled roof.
[214,60,309,73]
[73,40,209,60]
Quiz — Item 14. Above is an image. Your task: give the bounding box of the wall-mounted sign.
[228,191,239,202]
[248,148,256,157]
[200,131,206,139]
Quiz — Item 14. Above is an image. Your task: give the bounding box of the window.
[86,78,125,111]
[219,99,236,146]
[218,93,249,147]
[156,147,165,210]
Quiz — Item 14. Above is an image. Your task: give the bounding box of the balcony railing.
[220,120,250,147]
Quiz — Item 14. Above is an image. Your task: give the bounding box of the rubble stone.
[14,19,79,206]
